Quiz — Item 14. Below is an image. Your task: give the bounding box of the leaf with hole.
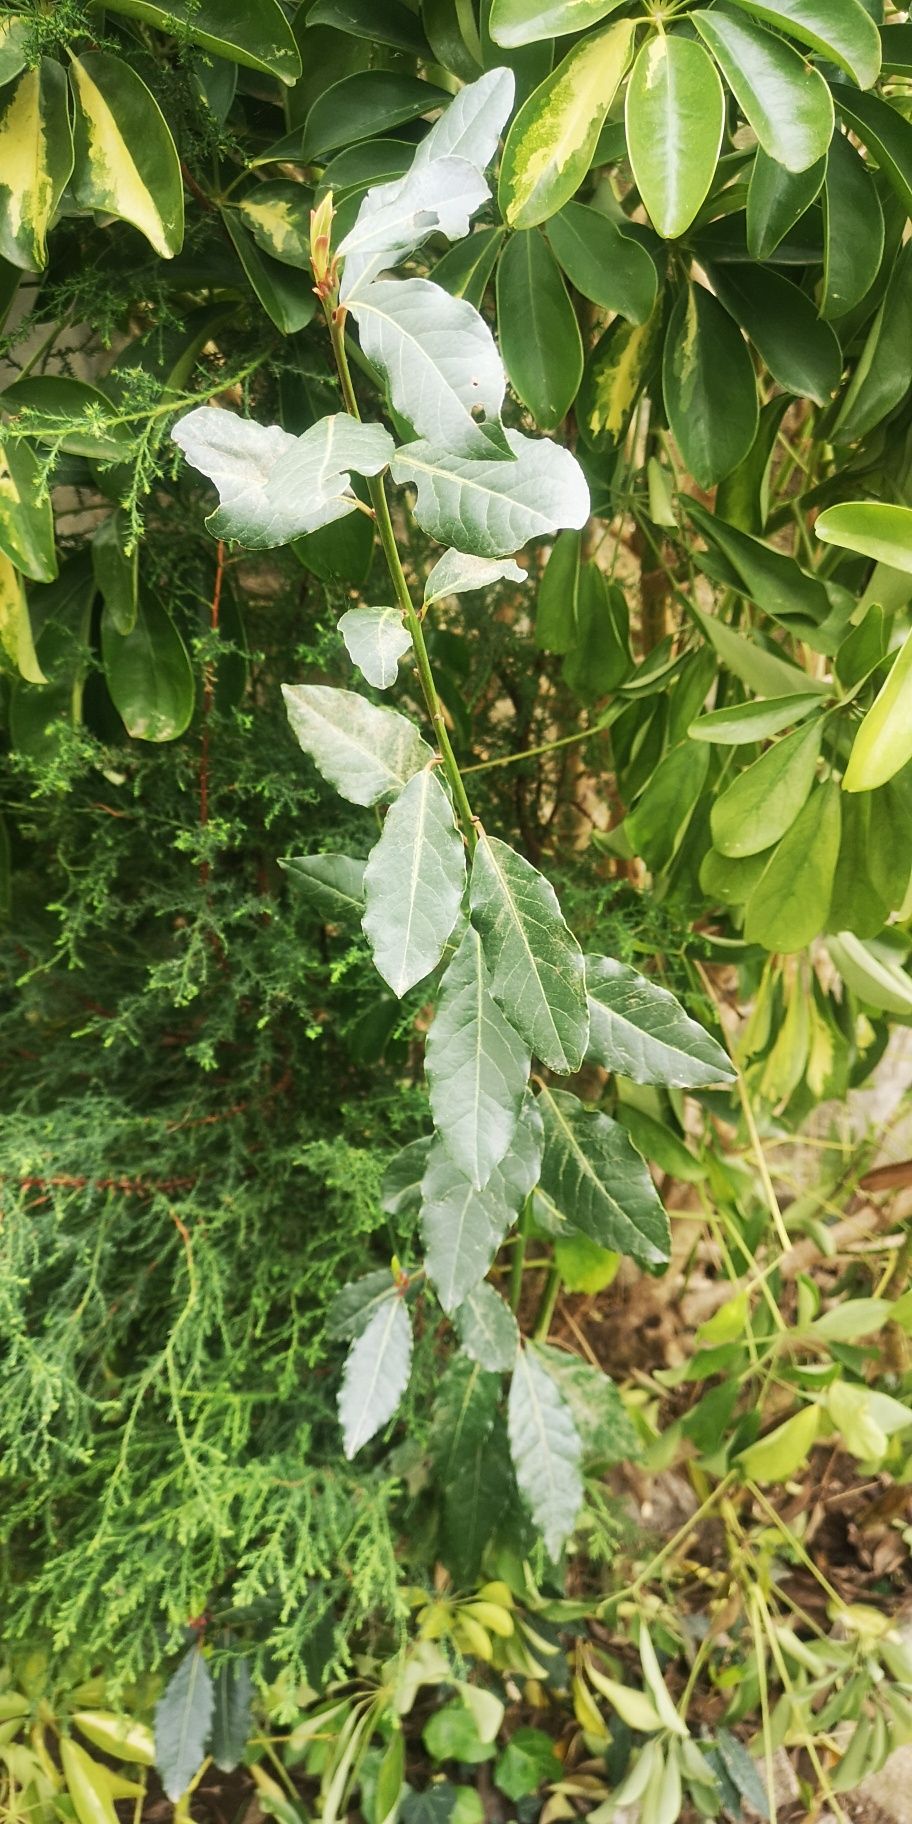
[346,278,511,458]
[283,683,431,807]
[362,767,466,996]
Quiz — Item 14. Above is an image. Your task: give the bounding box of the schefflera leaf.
[0,60,73,272]
[537,1085,671,1269]
[625,33,724,240]
[69,51,185,258]
[171,408,395,548]
[339,1296,413,1457]
[362,766,466,996]
[499,21,635,228]
[282,683,432,807]
[507,1343,583,1559]
[425,924,531,1189]
[469,833,589,1074]
[585,956,735,1087]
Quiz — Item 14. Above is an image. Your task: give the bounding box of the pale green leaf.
[426,924,531,1189]
[455,1281,519,1371]
[282,683,432,807]
[69,52,184,258]
[711,718,824,858]
[424,548,526,604]
[537,1085,671,1268]
[279,854,366,922]
[816,502,912,575]
[468,832,588,1073]
[692,10,834,174]
[625,35,724,238]
[329,1270,398,1341]
[346,278,511,457]
[0,61,73,272]
[507,1344,583,1557]
[499,23,635,228]
[744,780,842,950]
[810,1298,891,1342]
[826,932,912,1016]
[420,1141,513,1312]
[339,157,491,300]
[391,429,590,560]
[725,0,881,89]
[339,1296,412,1457]
[155,1650,214,1801]
[489,0,628,47]
[585,955,735,1087]
[362,767,466,995]
[533,1343,639,1463]
[737,1404,822,1483]
[338,606,411,689]
[843,626,912,792]
[690,694,821,745]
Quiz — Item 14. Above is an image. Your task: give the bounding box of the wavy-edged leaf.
[497,228,583,432]
[455,1281,519,1371]
[725,0,880,90]
[0,61,72,272]
[744,780,841,950]
[211,1660,253,1774]
[0,550,43,683]
[507,1343,582,1557]
[155,1649,214,1801]
[585,956,735,1087]
[338,606,411,689]
[0,440,56,583]
[102,0,301,81]
[420,1142,513,1312]
[489,0,627,47]
[172,408,394,549]
[391,428,590,559]
[362,767,466,996]
[469,833,588,1073]
[102,596,194,743]
[426,923,531,1189]
[69,52,184,258]
[625,35,724,239]
[822,132,884,319]
[662,281,758,489]
[339,158,491,300]
[546,202,657,325]
[499,22,635,228]
[339,1295,412,1457]
[692,10,834,175]
[347,278,511,457]
[538,1084,670,1268]
[283,683,431,808]
[424,548,526,603]
[279,853,366,921]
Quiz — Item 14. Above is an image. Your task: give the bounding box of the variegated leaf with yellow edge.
[498,22,635,228]
[68,52,184,258]
[0,60,73,272]
[0,550,44,684]
[0,439,57,583]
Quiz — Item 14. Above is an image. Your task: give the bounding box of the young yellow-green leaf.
[538,1085,670,1268]
[237,180,312,268]
[691,694,821,745]
[426,924,531,1190]
[0,61,73,273]
[692,10,834,175]
[725,0,881,90]
[469,833,588,1073]
[339,1296,412,1457]
[507,1343,583,1557]
[338,606,411,690]
[73,1713,155,1767]
[420,1141,514,1311]
[546,203,657,325]
[690,602,827,700]
[625,35,724,239]
[92,509,138,636]
[662,282,758,489]
[60,1739,119,1824]
[843,626,912,793]
[0,440,56,583]
[283,684,431,808]
[816,501,912,575]
[499,22,634,228]
[489,0,627,47]
[822,132,884,319]
[102,597,194,743]
[737,1403,822,1483]
[826,1379,912,1461]
[390,428,590,560]
[711,719,823,857]
[347,277,511,458]
[831,243,912,446]
[0,551,43,683]
[154,1649,214,1802]
[362,767,466,996]
[744,780,842,950]
[455,1280,519,1372]
[497,229,582,432]
[747,147,826,260]
[827,932,912,1016]
[280,853,366,923]
[101,0,301,82]
[585,955,735,1087]
[69,53,184,259]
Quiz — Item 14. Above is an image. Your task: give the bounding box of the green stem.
[510,1197,532,1314]
[532,1261,562,1341]
[325,303,477,852]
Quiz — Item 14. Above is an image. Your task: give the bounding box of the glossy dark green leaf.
[834,87,912,218]
[535,529,580,654]
[822,132,884,318]
[3,374,127,462]
[0,440,56,583]
[691,602,828,699]
[662,282,758,489]
[101,0,301,81]
[155,1650,214,1801]
[423,0,484,80]
[508,1342,582,1557]
[828,792,890,938]
[546,203,657,325]
[625,740,710,872]
[222,212,316,334]
[712,718,824,857]
[69,52,184,258]
[237,181,312,269]
[294,503,374,586]
[692,10,834,174]
[497,230,582,432]
[715,395,790,534]
[832,242,912,443]
[309,0,430,54]
[537,1085,670,1268]
[687,499,832,640]
[499,22,634,228]
[585,956,734,1086]
[746,148,826,260]
[725,0,881,89]
[303,73,450,159]
[469,833,589,1073]
[744,780,842,950]
[432,227,505,308]
[92,510,137,635]
[102,596,195,743]
[710,265,841,404]
[426,925,530,1191]
[626,34,724,239]
[280,854,366,922]
[562,564,630,698]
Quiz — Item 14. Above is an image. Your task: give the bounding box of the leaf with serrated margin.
[456,1281,519,1371]
[426,924,531,1189]
[508,1344,582,1558]
[279,854,365,921]
[211,1658,253,1773]
[346,278,512,458]
[172,408,394,549]
[392,430,590,560]
[431,1357,511,1583]
[537,1085,670,1268]
[469,833,588,1072]
[155,1649,214,1801]
[420,1139,514,1312]
[362,767,466,995]
[381,1136,433,1216]
[585,955,735,1087]
[339,1295,412,1457]
[329,1269,398,1341]
[338,606,411,689]
[339,156,491,299]
[533,1343,640,1465]
[283,684,431,807]
[424,549,527,603]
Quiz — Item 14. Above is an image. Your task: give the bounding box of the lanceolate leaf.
[724,0,881,90]
[744,780,841,950]
[391,429,590,559]
[709,264,841,405]
[537,1085,671,1268]
[155,1649,215,1801]
[833,88,912,219]
[431,1359,510,1583]
[711,719,824,857]
[534,1343,640,1464]
[0,61,73,272]
[455,1281,519,1371]
[499,23,635,228]
[489,0,628,47]
[507,1343,583,1557]
[279,854,366,922]
[172,409,395,548]
[692,11,834,175]
[339,1296,412,1457]
[585,956,735,1087]
[469,833,588,1073]
[662,283,758,489]
[362,767,466,996]
[822,132,884,319]
[282,683,431,807]
[69,52,184,258]
[346,278,511,457]
[843,627,912,792]
[328,1270,397,1341]
[211,1660,253,1774]
[100,0,302,82]
[425,924,531,1189]
[424,549,526,603]
[338,606,411,689]
[497,229,582,432]
[92,509,137,635]
[625,35,724,240]
[420,1141,513,1311]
